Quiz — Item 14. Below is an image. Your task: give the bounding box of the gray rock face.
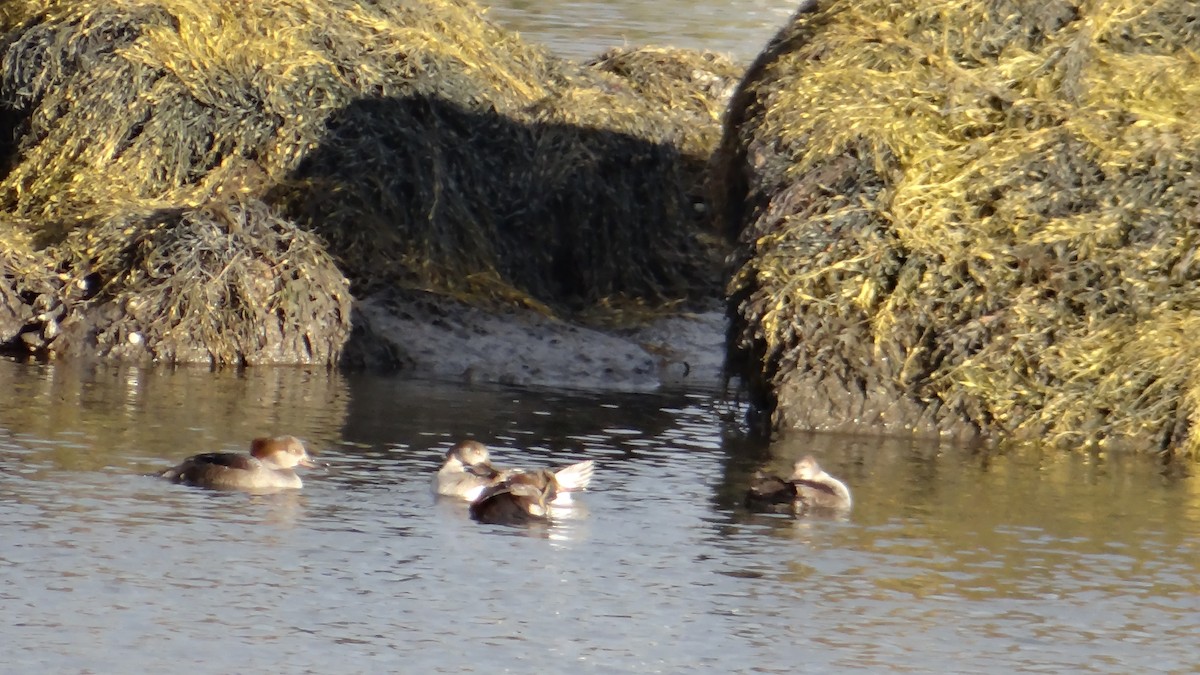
[344,290,726,391]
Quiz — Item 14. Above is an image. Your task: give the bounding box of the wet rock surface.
[344,290,726,391]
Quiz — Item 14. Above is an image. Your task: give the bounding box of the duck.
[160,436,317,490]
[432,439,594,505]
[744,455,851,513]
[469,469,558,524]
[791,455,852,510]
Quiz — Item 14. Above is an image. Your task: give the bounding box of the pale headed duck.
[433,439,594,506]
[745,455,852,513]
[790,455,852,510]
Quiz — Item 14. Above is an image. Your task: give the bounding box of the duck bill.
[464,462,501,479]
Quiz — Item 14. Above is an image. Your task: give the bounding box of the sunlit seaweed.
[717,0,1200,458]
[0,0,736,365]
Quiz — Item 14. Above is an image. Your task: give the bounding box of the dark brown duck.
[469,469,559,524]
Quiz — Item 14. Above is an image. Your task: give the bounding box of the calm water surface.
[1,359,1198,673]
[486,0,798,61]
[6,5,1196,674]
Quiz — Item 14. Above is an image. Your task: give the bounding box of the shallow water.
[486,0,798,61]
[2,359,1198,673]
[7,3,1196,673]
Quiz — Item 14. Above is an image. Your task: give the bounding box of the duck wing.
[469,479,551,524]
[794,478,849,510]
[159,452,257,481]
[188,453,257,470]
[552,460,594,492]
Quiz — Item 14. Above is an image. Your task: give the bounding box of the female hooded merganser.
[160,436,317,490]
[469,469,558,524]
[745,455,852,513]
[432,439,594,505]
[791,455,852,510]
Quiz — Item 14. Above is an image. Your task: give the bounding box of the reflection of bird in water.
[745,455,852,513]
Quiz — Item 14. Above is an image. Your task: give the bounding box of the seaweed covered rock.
[269,39,739,306]
[718,0,1200,456]
[588,46,740,197]
[53,198,350,364]
[0,224,58,346]
[0,0,735,368]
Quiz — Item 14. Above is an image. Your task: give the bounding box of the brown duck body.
[744,470,799,513]
[160,436,315,490]
[469,469,558,524]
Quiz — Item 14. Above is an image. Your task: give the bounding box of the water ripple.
[1,360,1198,672]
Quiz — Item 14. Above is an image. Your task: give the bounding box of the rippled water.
[2,358,1198,673]
[6,4,1195,673]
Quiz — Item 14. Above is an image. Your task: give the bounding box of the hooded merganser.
[432,439,594,505]
[160,436,317,490]
[744,455,851,513]
[790,455,852,510]
[469,469,558,524]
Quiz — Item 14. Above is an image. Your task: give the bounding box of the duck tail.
[553,460,595,492]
